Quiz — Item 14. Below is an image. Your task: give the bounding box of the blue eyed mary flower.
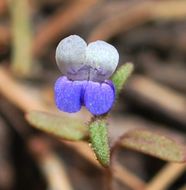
[54,35,119,115]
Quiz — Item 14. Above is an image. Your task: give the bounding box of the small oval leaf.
[111,62,134,96]
[26,111,88,141]
[120,129,186,162]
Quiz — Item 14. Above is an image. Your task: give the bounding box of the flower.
[54,35,119,115]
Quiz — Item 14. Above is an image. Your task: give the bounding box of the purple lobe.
[84,81,115,115]
[54,76,87,113]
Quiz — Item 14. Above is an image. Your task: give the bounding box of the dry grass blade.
[88,1,152,42]
[0,26,10,45]
[28,137,73,190]
[127,75,186,125]
[0,0,7,15]
[179,185,186,190]
[88,1,186,41]
[114,162,145,190]
[0,65,48,112]
[145,163,186,190]
[9,0,33,77]
[33,0,99,57]
[1,0,99,57]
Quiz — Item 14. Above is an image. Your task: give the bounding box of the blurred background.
[0,0,185,190]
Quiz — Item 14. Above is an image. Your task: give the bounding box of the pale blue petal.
[54,76,87,113]
[84,81,115,115]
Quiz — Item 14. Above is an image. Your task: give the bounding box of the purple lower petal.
[84,81,115,115]
[54,76,87,113]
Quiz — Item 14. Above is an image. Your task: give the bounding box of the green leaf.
[89,119,110,167]
[112,62,134,96]
[120,129,186,162]
[26,111,88,141]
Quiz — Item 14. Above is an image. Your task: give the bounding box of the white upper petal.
[55,35,119,81]
[55,35,87,74]
[85,40,119,81]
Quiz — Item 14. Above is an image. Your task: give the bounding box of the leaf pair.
[26,111,186,165]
